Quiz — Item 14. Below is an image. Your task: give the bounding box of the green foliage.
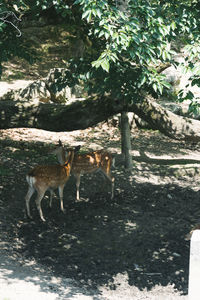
[0,1,38,75]
[178,87,200,116]
[21,0,73,19]
[70,0,200,99]
[1,0,200,104]
[0,166,11,176]
[188,100,200,116]
[176,40,200,108]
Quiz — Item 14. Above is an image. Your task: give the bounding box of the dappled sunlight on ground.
[1,124,199,299]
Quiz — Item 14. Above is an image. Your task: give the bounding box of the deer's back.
[72,150,112,174]
[28,165,70,188]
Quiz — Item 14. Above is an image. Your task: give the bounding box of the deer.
[25,146,80,222]
[50,140,115,201]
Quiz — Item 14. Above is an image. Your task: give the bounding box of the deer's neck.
[64,151,75,174]
[57,148,66,165]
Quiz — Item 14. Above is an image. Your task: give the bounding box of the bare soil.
[1,124,199,299]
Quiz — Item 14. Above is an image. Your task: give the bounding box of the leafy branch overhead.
[64,0,200,103]
[1,1,200,128]
[0,10,21,37]
[1,0,200,174]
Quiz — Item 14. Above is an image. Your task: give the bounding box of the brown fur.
[50,141,115,201]
[25,148,76,221]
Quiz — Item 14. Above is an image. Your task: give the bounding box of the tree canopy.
[1,1,200,98]
[69,0,200,106]
[1,0,200,142]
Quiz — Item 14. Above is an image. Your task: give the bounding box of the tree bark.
[120,111,133,169]
[1,94,200,142]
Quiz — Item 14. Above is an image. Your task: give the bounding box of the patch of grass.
[0,167,11,176]
[7,71,25,80]
[8,149,36,160]
[7,147,47,160]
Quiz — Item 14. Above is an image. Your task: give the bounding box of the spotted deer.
[25,146,79,221]
[50,140,115,201]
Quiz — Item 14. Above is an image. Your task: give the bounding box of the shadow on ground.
[1,132,199,298]
[2,179,197,297]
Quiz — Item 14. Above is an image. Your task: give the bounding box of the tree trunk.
[1,94,200,142]
[120,111,133,169]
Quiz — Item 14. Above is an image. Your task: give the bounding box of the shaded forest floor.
[1,124,200,299]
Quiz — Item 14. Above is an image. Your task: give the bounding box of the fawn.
[25,146,79,221]
[50,140,115,201]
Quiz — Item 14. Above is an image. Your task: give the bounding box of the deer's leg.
[35,190,46,222]
[106,173,115,199]
[25,186,35,219]
[111,176,115,199]
[49,189,54,208]
[101,169,115,199]
[75,174,81,201]
[58,185,65,213]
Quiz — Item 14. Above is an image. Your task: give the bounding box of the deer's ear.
[58,140,63,146]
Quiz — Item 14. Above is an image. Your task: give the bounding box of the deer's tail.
[26,175,36,187]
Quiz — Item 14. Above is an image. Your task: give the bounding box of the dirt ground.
[0,123,199,299]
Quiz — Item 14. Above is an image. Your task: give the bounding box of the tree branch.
[1,94,200,142]
[0,10,21,37]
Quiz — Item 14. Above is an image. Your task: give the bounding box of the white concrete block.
[188,230,200,300]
